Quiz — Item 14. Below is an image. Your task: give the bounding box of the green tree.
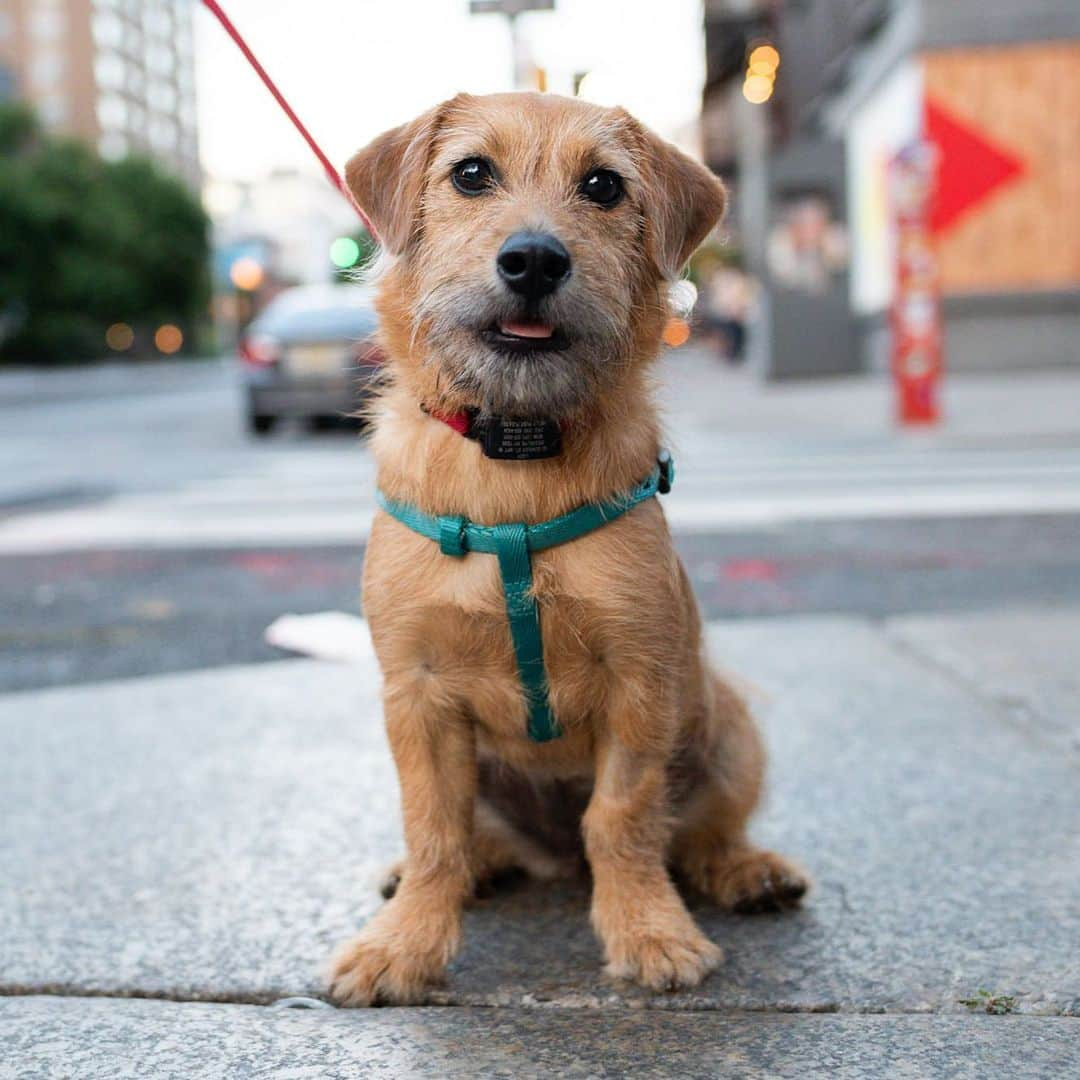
[0,100,38,153]
[0,102,210,365]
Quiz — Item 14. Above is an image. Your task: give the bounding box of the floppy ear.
[631,119,727,277]
[345,96,465,255]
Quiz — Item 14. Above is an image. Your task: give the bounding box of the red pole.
[888,142,942,426]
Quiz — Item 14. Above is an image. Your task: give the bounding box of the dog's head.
[347,92,725,417]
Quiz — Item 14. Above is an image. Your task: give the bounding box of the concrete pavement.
[3,999,1076,1079]
[2,610,1077,1075]
[3,355,1078,1073]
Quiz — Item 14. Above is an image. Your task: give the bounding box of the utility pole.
[469,0,555,90]
[712,0,775,375]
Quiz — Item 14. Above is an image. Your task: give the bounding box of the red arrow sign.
[924,97,1026,235]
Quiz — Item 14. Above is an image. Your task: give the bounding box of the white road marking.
[3,457,1080,550]
[265,611,375,663]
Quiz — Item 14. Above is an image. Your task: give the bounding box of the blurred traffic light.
[330,230,376,282]
[329,236,362,269]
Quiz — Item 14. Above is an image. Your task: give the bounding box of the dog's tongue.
[501,320,554,339]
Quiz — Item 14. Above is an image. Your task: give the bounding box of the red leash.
[199,0,375,238]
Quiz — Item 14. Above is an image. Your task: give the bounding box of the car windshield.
[254,285,377,340]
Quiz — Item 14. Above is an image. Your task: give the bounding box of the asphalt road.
[2,355,1079,693]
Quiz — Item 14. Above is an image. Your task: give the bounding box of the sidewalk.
[2,609,1077,1076]
[660,351,1080,446]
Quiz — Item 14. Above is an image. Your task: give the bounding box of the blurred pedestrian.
[702,261,754,364]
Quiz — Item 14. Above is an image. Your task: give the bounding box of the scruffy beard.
[411,277,634,417]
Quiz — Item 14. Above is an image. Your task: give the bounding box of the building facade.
[0,0,200,188]
[829,0,1080,373]
[703,0,1080,376]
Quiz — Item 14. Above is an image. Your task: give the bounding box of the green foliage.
[0,101,39,154]
[0,102,210,365]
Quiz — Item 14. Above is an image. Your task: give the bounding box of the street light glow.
[154,324,183,354]
[743,74,775,104]
[662,317,691,348]
[105,322,134,351]
[743,41,779,104]
[748,44,780,75]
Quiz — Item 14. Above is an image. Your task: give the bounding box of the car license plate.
[288,343,343,376]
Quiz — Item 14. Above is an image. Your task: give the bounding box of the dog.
[329,92,807,1006]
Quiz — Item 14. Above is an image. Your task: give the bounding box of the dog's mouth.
[480,320,570,355]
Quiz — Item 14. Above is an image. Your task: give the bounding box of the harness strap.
[492,523,557,741]
[375,451,674,743]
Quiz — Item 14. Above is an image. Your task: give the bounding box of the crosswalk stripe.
[2,440,1080,552]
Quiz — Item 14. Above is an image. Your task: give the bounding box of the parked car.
[237,284,383,435]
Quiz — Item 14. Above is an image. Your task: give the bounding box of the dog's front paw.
[328,929,447,1006]
[604,923,723,992]
[702,848,809,914]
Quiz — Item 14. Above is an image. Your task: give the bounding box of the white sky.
[193,0,706,186]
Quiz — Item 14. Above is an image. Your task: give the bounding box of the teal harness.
[375,451,674,743]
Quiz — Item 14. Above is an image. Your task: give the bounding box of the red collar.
[424,406,570,437]
[422,404,565,460]
[427,407,474,437]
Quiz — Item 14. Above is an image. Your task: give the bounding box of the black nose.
[496,231,571,300]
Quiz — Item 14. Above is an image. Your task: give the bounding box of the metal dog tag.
[477,416,562,460]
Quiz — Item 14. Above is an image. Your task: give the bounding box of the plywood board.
[924,42,1080,292]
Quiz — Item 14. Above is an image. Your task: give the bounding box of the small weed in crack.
[959,989,1018,1015]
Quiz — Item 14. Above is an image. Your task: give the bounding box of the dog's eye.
[580,169,624,208]
[451,158,494,196]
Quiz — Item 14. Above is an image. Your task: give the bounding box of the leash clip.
[657,449,674,494]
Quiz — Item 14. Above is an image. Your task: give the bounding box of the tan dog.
[329,92,806,1006]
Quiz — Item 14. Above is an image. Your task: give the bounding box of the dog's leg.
[672,672,809,913]
[472,798,576,884]
[379,797,573,899]
[583,700,723,991]
[329,691,474,1006]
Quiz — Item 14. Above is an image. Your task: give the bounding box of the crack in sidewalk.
[875,620,1079,764]
[1,986,1076,1017]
